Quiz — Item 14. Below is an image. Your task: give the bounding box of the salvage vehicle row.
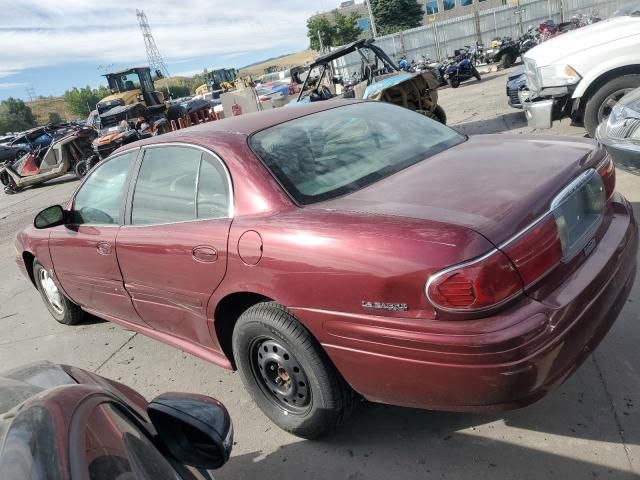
[15,101,637,438]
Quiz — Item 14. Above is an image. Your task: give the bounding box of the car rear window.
[250,102,465,205]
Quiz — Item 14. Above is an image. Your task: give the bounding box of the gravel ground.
[0,69,638,479]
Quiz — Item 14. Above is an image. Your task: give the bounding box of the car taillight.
[597,155,615,201]
[426,250,523,312]
[501,214,563,286]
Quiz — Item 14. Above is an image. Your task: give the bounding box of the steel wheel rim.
[39,269,64,315]
[249,338,311,414]
[598,88,634,122]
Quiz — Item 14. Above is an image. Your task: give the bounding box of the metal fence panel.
[330,0,630,78]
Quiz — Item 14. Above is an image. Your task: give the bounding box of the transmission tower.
[25,86,36,102]
[136,9,170,79]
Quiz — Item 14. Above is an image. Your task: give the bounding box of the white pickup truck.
[521,3,640,137]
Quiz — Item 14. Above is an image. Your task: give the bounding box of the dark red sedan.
[16,100,637,438]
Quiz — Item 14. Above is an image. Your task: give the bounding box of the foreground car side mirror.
[147,393,233,470]
[34,205,66,229]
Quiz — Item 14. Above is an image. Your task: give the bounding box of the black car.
[0,127,53,164]
[506,67,528,109]
[0,361,233,480]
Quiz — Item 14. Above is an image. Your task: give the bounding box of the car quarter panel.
[207,208,497,344]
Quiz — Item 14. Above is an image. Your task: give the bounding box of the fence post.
[493,10,498,37]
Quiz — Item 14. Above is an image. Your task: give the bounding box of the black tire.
[434,105,447,124]
[583,75,640,138]
[74,160,89,178]
[499,54,512,69]
[33,260,84,325]
[473,67,481,81]
[447,77,460,88]
[232,302,355,438]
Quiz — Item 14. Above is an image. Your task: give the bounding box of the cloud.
[0,82,28,90]
[0,0,332,80]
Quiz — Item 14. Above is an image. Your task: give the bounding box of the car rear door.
[49,150,144,326]
[115,145,233,347]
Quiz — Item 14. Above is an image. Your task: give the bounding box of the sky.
[0,0,346,101]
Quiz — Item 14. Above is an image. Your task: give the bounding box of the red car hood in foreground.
[317,134,604,245]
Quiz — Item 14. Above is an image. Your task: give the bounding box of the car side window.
[197,153,231,219]
[131,146,201,225]
[84,403,180,480]
[72,152,134,225]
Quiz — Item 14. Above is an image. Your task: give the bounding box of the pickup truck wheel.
[33,260,84,325]
[232,302,355,439]
[584,75,640,137]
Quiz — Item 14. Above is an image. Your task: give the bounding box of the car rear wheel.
[499,54,512,69]
[74,160,89,178]
[583,75,640,138]
[232,302,355,438]
[434,105,447,124]
[33,260,84,325]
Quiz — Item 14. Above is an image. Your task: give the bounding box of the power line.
[136,9,170,79]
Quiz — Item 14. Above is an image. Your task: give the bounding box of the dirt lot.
[0,69,638,479]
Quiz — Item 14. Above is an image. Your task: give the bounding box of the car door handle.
[192,246,218,263]
[96,241,112,255]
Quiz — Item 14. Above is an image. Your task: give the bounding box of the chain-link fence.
[332,0,629,77]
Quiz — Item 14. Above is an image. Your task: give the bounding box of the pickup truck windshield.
[250,102,465,205]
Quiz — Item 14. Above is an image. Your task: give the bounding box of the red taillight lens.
[501,215,563,287]
[427,250,523,312]
[597,155,615,201]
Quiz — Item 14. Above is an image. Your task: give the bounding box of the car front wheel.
[583,75,640,138]
[33,260,84,325]
[232,302,355,439]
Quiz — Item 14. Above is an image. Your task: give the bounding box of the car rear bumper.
[293,195,638,411]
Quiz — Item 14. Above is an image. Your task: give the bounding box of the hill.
[239,49,318,77]
[27,96,74,124]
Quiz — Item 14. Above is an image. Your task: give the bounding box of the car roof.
[126,99,363,151]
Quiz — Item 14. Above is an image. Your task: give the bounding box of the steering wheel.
[316,85,333,100]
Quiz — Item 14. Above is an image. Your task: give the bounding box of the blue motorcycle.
[444,50,481,88]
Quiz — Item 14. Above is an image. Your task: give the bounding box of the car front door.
[115,145,233,346]
[49,150,144,326]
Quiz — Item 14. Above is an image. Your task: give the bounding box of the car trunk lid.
[314,134,605,247]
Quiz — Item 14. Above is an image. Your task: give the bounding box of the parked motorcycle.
[486,37,520,69]
[0,126,96,194]
[519,26,538,54]
[443,49,481,88]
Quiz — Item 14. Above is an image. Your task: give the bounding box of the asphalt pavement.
[0,68,638,479]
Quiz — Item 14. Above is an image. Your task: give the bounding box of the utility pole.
[317,30,325,52]
[365,0,378,38]
[97,63,115,76]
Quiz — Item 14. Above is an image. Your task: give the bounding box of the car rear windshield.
[250,102,465,205]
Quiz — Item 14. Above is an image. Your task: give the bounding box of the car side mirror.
[34,205,66,229]
[147,393,233,470]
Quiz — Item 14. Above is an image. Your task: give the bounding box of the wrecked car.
[296,38,446,124]
[0,125,96,194]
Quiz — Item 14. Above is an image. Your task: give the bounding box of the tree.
[371,0,424,35]
[0,97,36,134]
[63,85,111,117]
[159,84,191,99]
[307,15,336,51]
[48,112,63,124]
[333,10,362,45]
